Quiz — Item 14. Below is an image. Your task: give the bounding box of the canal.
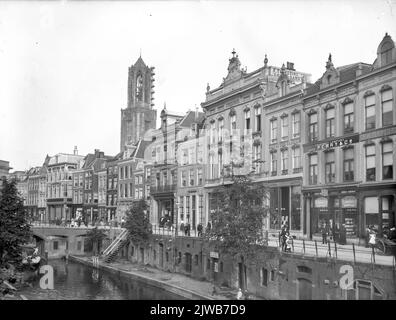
[19,259,186,300]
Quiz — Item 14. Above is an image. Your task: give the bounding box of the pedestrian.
[280,226,287,251]
[236,288,243,300]
[197,223,203,237]
[285,232,293,252]
[369,228,377,248]
[185,223,191,236]
[206,221,212,233]
[321,223,328,244]
[180,220,185,235]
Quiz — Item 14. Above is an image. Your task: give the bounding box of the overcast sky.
[0,0,395,171]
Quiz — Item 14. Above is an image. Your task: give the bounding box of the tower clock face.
[136,74,143,101]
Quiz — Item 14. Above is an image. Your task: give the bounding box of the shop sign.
[210,251,219,259]
[303,133,359,153]
[341,196,357,208]
[315,197,328,208]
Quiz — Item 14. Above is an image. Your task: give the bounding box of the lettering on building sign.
[304,134,359,153]
[268,67,305,84]
[210,251,219,259]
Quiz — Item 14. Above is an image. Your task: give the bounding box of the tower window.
[136,74,143,101]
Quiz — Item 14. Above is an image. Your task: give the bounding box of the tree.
[205,175,269,260]
[0,177,32,265]
[124,199,152,246]
[85,227,107,255]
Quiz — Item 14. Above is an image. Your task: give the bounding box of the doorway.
[297,278,312,300]
[159,243,164,268]
[238,262,247,290]
[185,253,192,273]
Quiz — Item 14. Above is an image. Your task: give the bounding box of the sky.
[0,0,395,171]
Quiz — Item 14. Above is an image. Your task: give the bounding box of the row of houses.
[6,33,396,247]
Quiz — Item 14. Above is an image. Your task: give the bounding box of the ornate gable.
[319,54,340,89]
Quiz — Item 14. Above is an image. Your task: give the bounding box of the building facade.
[302,33,396,243]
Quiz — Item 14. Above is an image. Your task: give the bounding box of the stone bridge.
[30,223,119,259]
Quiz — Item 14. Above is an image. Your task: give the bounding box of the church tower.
[120,56,157,151]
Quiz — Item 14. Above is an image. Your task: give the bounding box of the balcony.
[150,184,176,195]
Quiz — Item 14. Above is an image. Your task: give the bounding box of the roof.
[47,153,84,166]
[179,110,205,128]
[132,139,152,159]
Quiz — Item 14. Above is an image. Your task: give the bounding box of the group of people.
[280,225,293,252]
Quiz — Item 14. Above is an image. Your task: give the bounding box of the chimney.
[74,146,78,155]
[356,63,363,77]
[286,62,295,71]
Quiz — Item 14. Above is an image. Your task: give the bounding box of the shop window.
[309,113,318,142]
[291,186,301,230]
[382,142,393,180]
[325,108,335,138]
[365,94,376,130]
[325,151,335,183]
[382,89,393,127]
[309,154,318,185]
[194,254,199,266]
[365,145,376,181]
[53,241,58,250]
[364,197,379,231]
[261,268,268,286]
[343,148,354,182]
[77,241,81,251]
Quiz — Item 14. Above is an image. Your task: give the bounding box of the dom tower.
[120,56,157,151]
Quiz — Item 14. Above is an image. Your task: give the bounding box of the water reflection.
[20,259,185,300]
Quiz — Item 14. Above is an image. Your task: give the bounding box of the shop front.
[305,188,360,243]
[359,184,396,238]
[268,179,303,236]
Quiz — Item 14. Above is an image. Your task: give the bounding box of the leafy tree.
[0,177,32,265]
[85,227,107,255]
[205,175,269,260]
[124,199,152,246]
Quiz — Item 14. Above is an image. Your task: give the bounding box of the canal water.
[19,259,185,300]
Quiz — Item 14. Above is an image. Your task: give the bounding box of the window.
[309,154,318,184]
[382,142,393,180]
[292,147,301,169]
[198,168,203,185]
[181,171,187,187]
[270,270,275,281]
[325,108,335,138]
[281,116,288,140]
[182,149,188,165]
[261,269,268,286]
[186,196,190,220]
[134,188,138,199]
[309,113,318,142]
[189,169,195,186]
[53,241,58,250]
[230,114,237,130]
[325,151,335,183]
[382,89,393,127]
[343,148,354,182]
[253,144,262,173]
[344,102,354,133]
[124,183,128,198]
[292,112,300,137]
[255,107,262,132]
[218,118,224,142]
[179,196,184,219]
[129,183,133,197]
[199,195,203,225]
[245,109,251,130]
[270,152,277,173]
[281,149,288,172]
[270,119,278,143]
[209,153,215,179]
[366,145,376,181]
[365,94,376,130]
